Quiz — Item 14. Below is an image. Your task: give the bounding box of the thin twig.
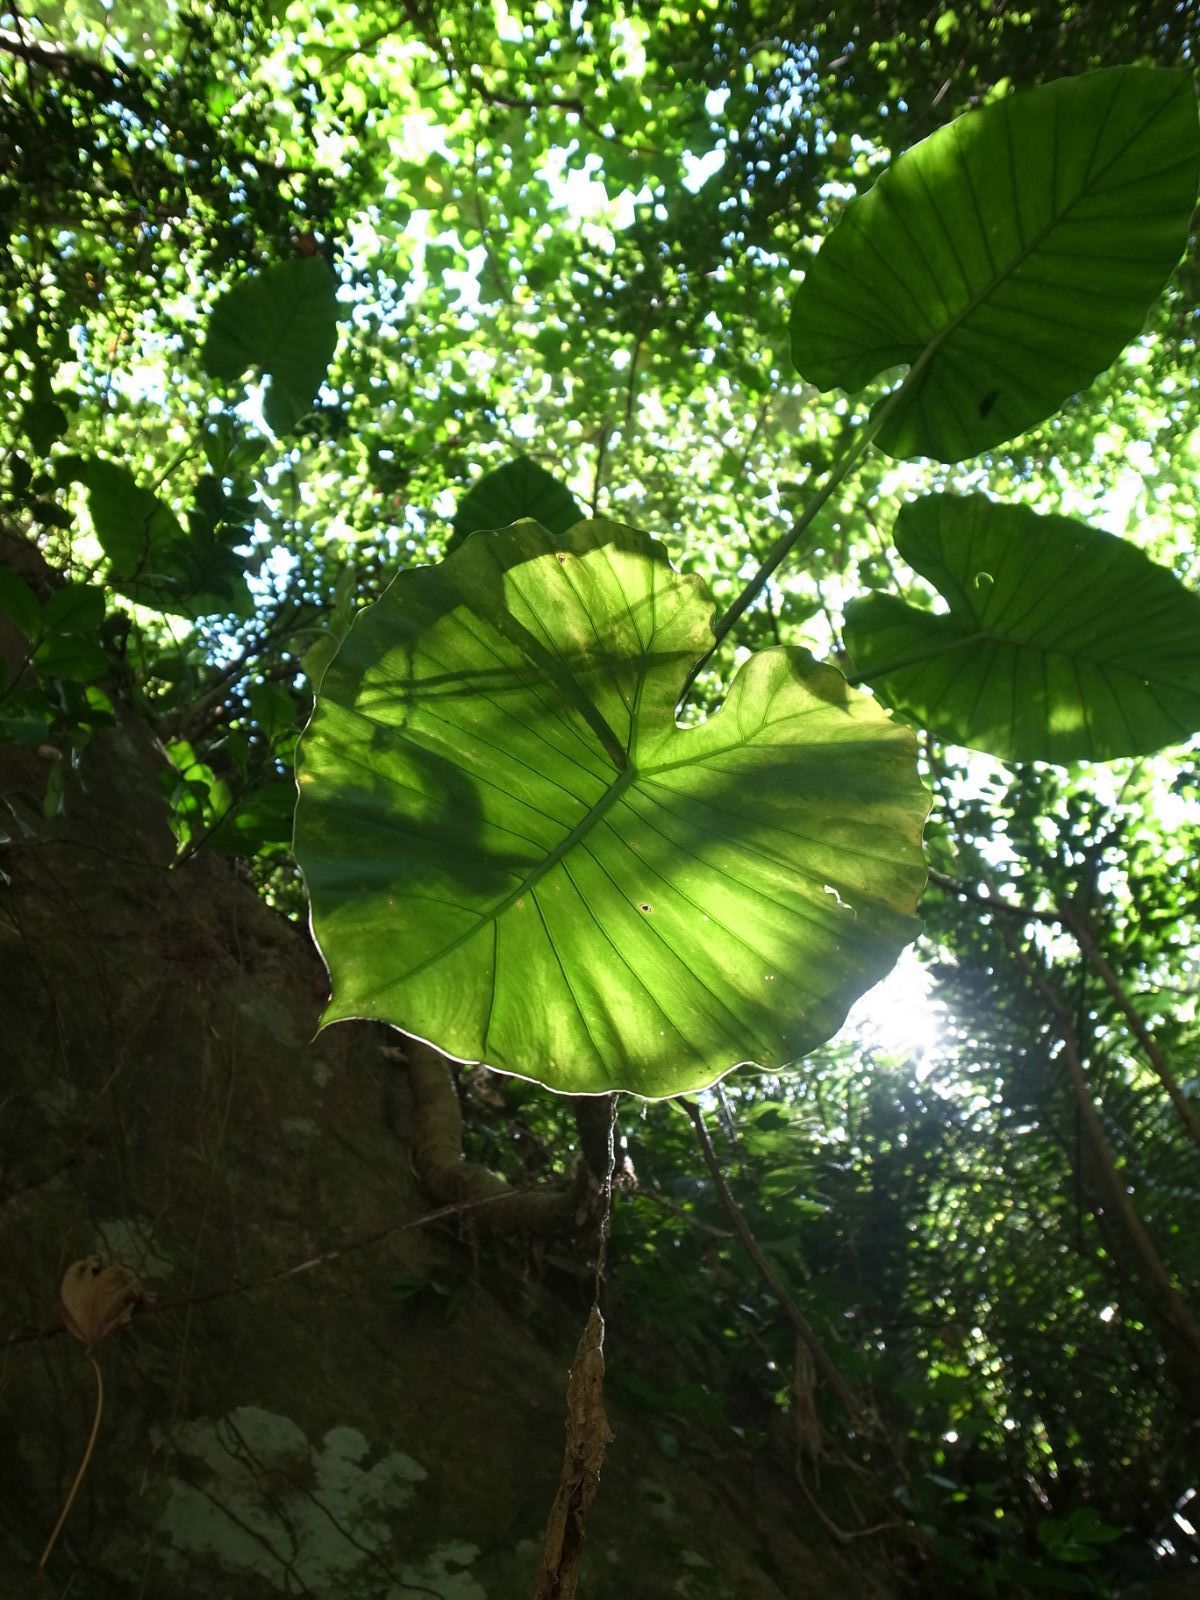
[590,423,610,519]
[2,1190,550,1350]
[160,598,315,744]
[623,300,657,430]
[1058,902,1200,1150]
[935,866,1200,1148]
[926,868,1060,926]
[678,1097,864,1426]
[534,1100,618,1600]
[998,927,1200,1367]
[630,1186,733,1238]
[795,1472,901,1545]
[593,1095,619,1299]
[685,357,930,698]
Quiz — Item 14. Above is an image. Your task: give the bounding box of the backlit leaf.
[294,518,929,1097]
[203,258,339,435]
[844,494,1200,762]
[450,456,583,553]
[81,460,250,618]
[790,69,1200,461]
[0,570,40,638]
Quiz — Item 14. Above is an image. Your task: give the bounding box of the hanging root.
[38,1351,104,1573]
[402,1040,591,1233]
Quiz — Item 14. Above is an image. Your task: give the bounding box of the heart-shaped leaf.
[80,460,251,618]
[203,258,339,435]
[294,519,929,1097]
[84,459,187,576]
[0,569,40,637]
[22,398,69,457]
[790,68,1200,462]
[34,633,109,682]
[450,456,583,554]
[844,494,1200,763]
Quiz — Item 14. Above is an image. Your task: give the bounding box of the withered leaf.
[60,1257,153,1349]
[534,1304,614,1600]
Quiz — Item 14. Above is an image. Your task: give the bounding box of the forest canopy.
[2,1,1199,1595]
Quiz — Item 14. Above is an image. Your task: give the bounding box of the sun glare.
[847,945,946,1068]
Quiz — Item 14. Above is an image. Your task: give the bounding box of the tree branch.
[998,926,1200,1379]
[403,1041,587,1231]
[1058,902,1200,1150]
[926,868,1061,926]
[2,1188,560,1351]
[678,1096,865,1427]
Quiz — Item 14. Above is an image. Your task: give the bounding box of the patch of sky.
[492,0,525,44]
[538,146,641,229]
[371,144,657,318]
[682,148,726,193]
[607,11,649,78]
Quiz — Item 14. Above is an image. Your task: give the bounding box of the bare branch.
[1059,902,1200,1150]
[678,1096,865,1427]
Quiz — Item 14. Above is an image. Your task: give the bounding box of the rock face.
[0,720,897,1600]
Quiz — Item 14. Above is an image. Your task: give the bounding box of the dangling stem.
[679,1097,864,1427]
[681,354,932,703]
[38,1351,104,1573]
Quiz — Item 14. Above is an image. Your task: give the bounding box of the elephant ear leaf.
[294,518,930,1098]
[449,456,583,554]
[203,258,339,435]
[844,494,1200,763]
[790,68,1200,462]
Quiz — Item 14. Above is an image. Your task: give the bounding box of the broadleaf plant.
[77,460,252,619]
[844,495,1200,763]
[449,454,584,553]
[202,257,339,435]
[294,519,929,1096]
[292,64,1200,1098]
[789,68,1200,462]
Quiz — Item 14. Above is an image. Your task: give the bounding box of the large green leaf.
[85,459,187,576]
[81,460,250,618]
[209,780,297,857]
[790,69,1200,462]
[449,456,583,554]
[294,518,929,1097]
[844,494,1200,763]
[0,569,40,637]
[202,258,339,435]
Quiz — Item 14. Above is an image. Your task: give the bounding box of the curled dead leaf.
[534,1304,613,1600]
[59,1257,154,1350]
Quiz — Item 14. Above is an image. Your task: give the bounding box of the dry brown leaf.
[534,1304,614,1600]
[59,1257,154,1350]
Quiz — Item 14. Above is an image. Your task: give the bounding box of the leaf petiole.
[683,352,933,704]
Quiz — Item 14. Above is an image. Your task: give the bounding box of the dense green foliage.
[3,1,1199,1594]
[292,64,1198,1098]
